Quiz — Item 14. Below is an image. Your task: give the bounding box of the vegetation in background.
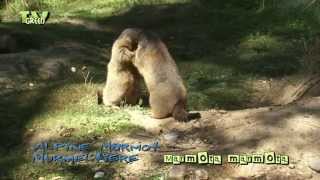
[1,0,191,20]
[1,0,320,179]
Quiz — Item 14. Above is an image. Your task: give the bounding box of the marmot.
[129,28,189,121]
[100,29,141,106]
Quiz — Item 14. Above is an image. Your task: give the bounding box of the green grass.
[0,83,145,179]
[2,0,191,21]
[29,84,142,137]
[179,61,253,110]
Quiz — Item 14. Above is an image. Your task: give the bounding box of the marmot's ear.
[121,38,138,51]
[131,40,138,51]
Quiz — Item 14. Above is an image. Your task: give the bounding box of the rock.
[38,177,45,180]
[168,165,187,179]
[309,158,320,172]
[94,171,105,179]
[38,60,65,80]
[194,169,209,180]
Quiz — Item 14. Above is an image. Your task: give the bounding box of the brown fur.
[128,29,189,121]
[101,29,141,106]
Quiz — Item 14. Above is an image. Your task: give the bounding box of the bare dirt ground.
[26,96,320,179]
[24,96,320,179]
[122,96,320,179]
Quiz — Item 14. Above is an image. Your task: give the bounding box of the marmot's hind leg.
[172,99,188,122]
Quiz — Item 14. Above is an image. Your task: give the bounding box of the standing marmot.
[101,29,141,106]
[129,28,189,121]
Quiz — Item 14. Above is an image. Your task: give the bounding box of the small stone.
[70,66,77,72]
[38,177,45,180]
[29,82,34,87]
[194,169,209,180]
[94,171,105,179]
[309,158,320,172]
[168,165,187,179]
[163,132,178,143]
